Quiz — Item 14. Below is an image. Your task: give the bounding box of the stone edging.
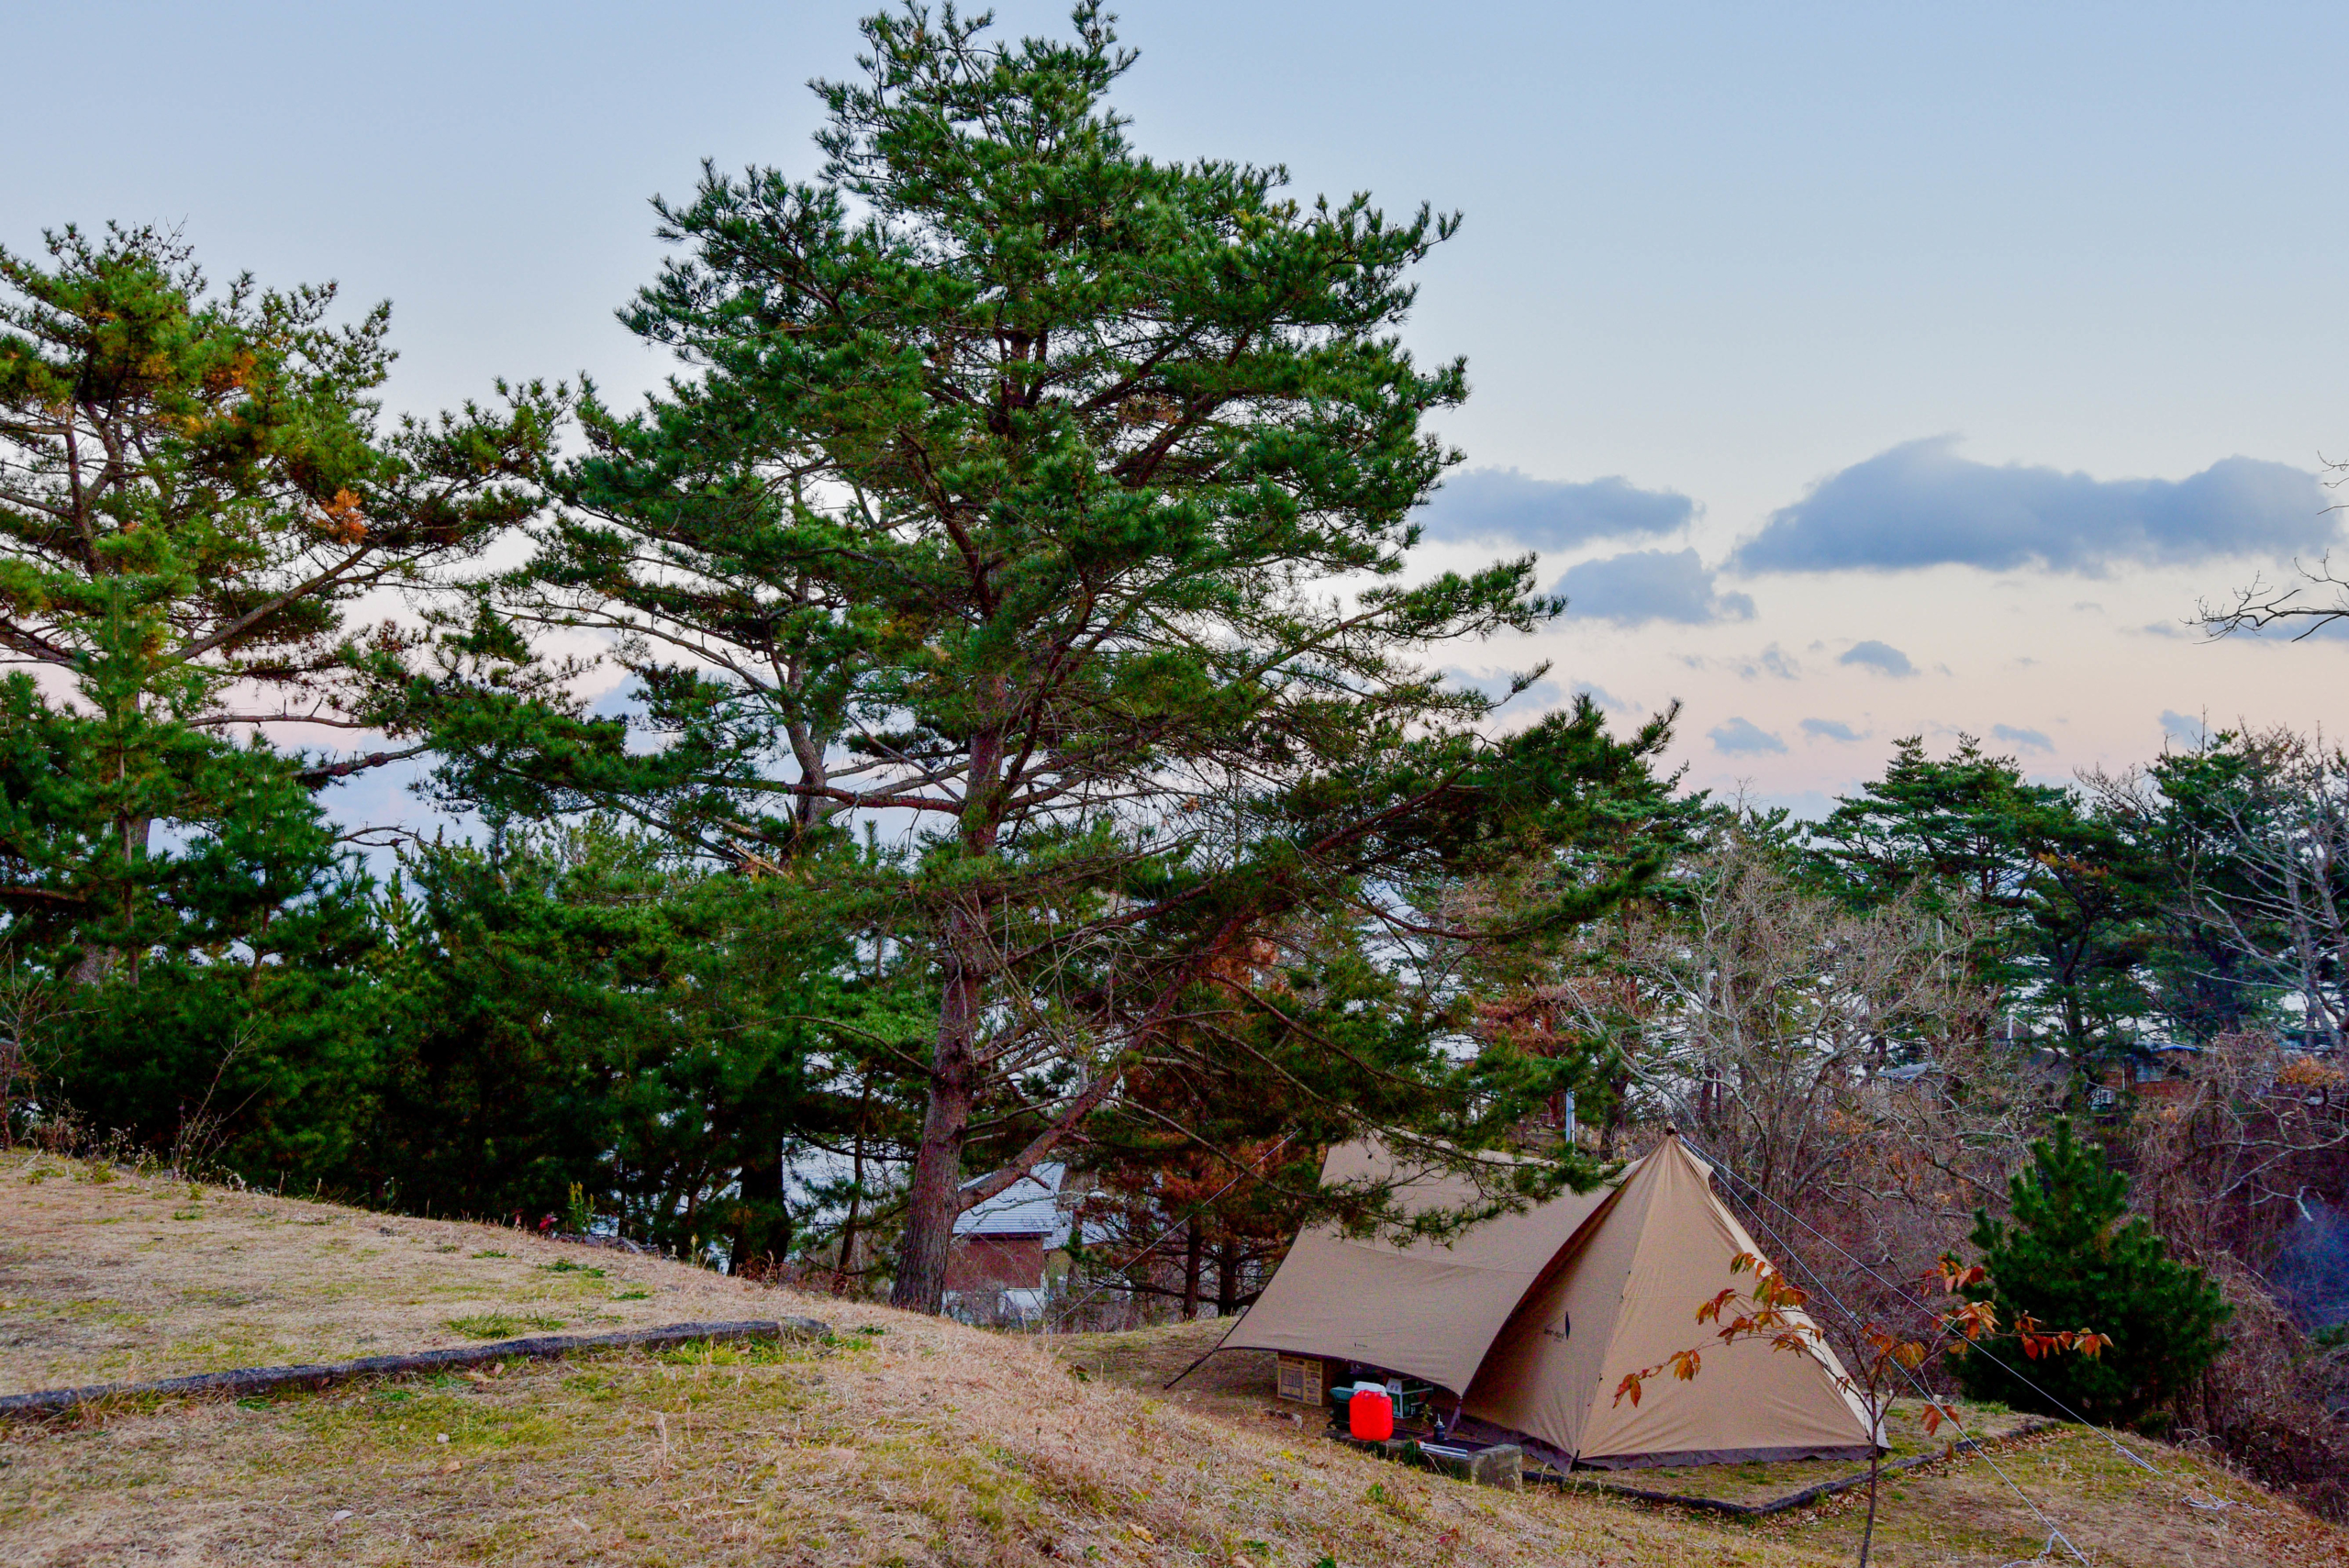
[1536,1418,2063,1518]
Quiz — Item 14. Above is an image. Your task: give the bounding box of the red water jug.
[1348,1385,1394,1441]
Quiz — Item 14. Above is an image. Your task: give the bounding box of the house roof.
[954,1163,1072,1244]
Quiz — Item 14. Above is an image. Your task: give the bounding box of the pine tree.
[421,3,1677,1310]
[0,223,554,976]
[0,221,552,1169]
[362,820,910,1263]
[9,623,385,1173]
[1807,735,2156,1071]
[0,224,554,740]
[1958,1118,2231,1428]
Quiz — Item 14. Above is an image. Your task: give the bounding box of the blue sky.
[11,1,2347,827]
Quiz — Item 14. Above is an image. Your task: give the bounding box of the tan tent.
[1219,1132,1876,1468]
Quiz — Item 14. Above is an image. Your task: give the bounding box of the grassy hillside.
[1,1151,2340,1567]
[0,1152,771,1396]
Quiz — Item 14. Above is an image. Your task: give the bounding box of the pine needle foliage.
[0,222,555,733]
[420,3,1677,1310]
[1959,1118,2232,1429]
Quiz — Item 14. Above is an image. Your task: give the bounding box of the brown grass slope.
[1,1151,2341,1567]
[0,1152,765,1395]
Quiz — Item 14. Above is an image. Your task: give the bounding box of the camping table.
[1330,1380,1435,1422]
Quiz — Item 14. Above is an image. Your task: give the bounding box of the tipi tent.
[1219,1133,1876,1469]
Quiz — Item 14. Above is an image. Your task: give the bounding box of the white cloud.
[1709,716,1788,754]
[1555,548,1755,626]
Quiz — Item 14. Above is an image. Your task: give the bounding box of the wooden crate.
[1275,1352,1329,1406]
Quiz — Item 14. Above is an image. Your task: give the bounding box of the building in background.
[946,1162,1077,1325]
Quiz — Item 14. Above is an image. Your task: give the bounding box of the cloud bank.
[1418,468,1696,550]
[1992,723,2054,753]
[1554,549,1755,626]
[1733,438,2331,574]
[1801,717,1865,742]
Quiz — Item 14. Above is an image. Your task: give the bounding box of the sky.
[10,0,2348,828]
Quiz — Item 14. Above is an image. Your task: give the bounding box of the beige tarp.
[1219,1134,1876,1468]
[1219,1140,1618,1394]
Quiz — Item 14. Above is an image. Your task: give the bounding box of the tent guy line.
[1681,1130,2175,1481]
[1680,1135,2104,1563]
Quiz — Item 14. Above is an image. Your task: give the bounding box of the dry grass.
[0,1151,764,1395]
[1046,1318,2349,1568]
[1731,1420,2346,1567]
[0,1325,1823,1568]
[1,1153,2342,1566]
[1568,1400,2040,1507]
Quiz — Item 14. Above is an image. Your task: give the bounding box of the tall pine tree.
[0,222,552,966]
[0,224,554,751]
[420,3,1675,1310]
[1808,735,2155,1071]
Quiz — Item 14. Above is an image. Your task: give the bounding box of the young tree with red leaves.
[1617,1251,2108,1568]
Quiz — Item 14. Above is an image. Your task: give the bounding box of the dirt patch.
[1049,1318,1285,1418]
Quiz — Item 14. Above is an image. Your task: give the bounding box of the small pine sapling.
[1958,1118,2229,1429]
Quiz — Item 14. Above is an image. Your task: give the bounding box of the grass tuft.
[444,1313,567,1339]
